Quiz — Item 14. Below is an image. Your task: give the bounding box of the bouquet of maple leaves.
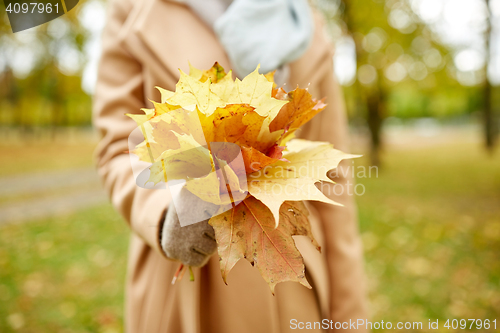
[128,63,357,293]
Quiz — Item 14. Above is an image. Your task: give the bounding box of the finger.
[203,230,215,241]
[191,246,211,256]
[192,235,217,256]
[183,251,210,267]
[199,221,216,239]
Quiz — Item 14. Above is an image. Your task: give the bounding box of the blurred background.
[0,0,499,332]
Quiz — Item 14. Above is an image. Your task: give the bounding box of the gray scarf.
[184,0,314,85]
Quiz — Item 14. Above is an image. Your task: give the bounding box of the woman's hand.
[160,188,218,267]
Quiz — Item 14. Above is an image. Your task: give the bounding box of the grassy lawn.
[0,142,96,177]
[356,142,500,331]
[0,205,128,333]
[0,141,499,332]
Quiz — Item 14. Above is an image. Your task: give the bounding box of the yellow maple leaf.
[132,108,207,163]
[147,133,212,185]
[185,157,247,206]
[166,70,225,115]
[188,61,228,83]
[156,87,175,104]
[197,104,256,146]
[227,66,287,118]
[247,139,359,226]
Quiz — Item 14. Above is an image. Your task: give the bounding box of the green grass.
[0,141,499,332]
[0,142,96,177]
[356,142,500,331]
[0,205,128,333]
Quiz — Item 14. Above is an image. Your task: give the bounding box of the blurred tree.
[340,0,446,165]
[484,0,498,151]
[0,0,497,153]
[0,0,95,132]
[316,0,496,165]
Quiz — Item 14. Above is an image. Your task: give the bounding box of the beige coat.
[93,0,368,332]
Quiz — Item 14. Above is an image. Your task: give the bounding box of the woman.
[93,0,368,331]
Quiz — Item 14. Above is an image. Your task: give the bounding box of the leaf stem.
[189,266,194,281]
[178,264,187,281]
[171,263,184,285]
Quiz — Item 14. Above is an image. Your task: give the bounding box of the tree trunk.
[484,0,497,151]
[341,0,385,165]
[366,89,383,166]
[484,79,495,150]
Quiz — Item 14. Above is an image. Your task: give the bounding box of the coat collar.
[118,0,331,91]
[120,0,231,85]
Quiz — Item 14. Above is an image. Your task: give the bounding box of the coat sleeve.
[92,0,170,257]
[318,59,369,329]
[299,50,369,328]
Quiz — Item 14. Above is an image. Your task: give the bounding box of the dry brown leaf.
[209,197,320,294]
